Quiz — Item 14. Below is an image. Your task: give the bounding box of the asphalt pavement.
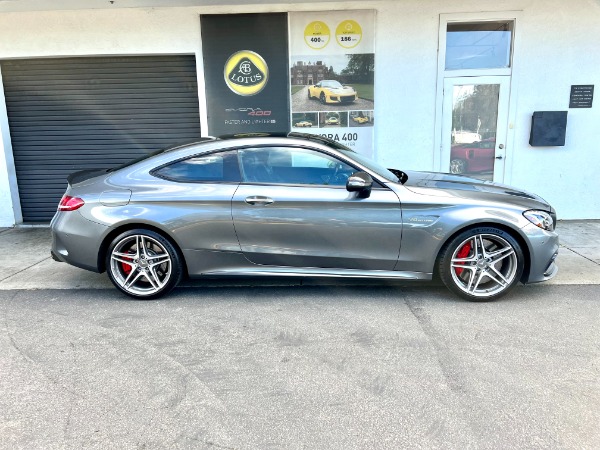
[1,285,599,449]
[0,221,599,449]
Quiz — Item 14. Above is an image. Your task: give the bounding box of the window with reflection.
[446,21,513,70]
[239,147,355,186]
[153,150,240,183]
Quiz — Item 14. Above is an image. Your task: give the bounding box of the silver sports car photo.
[51,132,558,301]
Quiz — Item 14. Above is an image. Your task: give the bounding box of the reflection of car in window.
[450,138,496,174]
[308,80,358,104]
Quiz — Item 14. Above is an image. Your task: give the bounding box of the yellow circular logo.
[224,50,269,96]
[304,20,331,50]
[336,20,363,49]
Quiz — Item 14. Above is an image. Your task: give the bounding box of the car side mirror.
[346,171,373,197]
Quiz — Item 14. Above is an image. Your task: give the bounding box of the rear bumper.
[51,210,109,272]
[522,223,560,283]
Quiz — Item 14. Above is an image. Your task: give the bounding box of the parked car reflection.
[450,138,495,175]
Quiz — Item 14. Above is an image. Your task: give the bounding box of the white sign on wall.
[289,10,376,157]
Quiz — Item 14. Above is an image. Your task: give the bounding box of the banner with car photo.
[289,10,375,157]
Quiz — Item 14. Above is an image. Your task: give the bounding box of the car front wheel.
[320,93,326,104]
[106,229,183,300]
[449,158,467,174]
[438,227,524,301]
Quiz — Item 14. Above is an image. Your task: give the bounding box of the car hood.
[399,170,553,211]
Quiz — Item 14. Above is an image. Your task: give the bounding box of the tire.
[307,90,312,100]
[450,158,467,174]
[438,227,524,301]
[105,229,183,300]
[320,93,326,104]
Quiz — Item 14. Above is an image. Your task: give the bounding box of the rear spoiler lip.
[67,168,109,186]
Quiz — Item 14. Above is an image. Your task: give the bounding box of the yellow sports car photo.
[325,116,340,125]
[308,80,358,104]
[294,121,313,127]
[352,115,370,124]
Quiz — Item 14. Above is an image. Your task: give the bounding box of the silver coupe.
[51,133,558,301]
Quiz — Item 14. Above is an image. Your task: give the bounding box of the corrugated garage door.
[1,55,201,222]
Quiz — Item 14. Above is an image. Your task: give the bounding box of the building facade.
[0,0,598,226]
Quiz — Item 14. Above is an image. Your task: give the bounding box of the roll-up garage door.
[1,55,202,222]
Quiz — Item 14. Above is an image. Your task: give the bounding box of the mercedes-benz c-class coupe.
[51,132,558,301]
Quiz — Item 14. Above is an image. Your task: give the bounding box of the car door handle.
[245,196,274,206]
[495,156,504,160]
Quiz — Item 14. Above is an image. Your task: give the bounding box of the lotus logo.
[224,50,269,96]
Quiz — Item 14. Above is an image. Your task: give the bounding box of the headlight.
[523,210,554,231]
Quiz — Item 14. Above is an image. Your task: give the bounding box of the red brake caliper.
[121,250,134,275]
[454,242,472,276]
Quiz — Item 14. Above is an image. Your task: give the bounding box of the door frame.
[433,11,523,185]
[441,75,511,182]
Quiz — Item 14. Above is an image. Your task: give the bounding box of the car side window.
[153,150,240,183]
[239,147,355,187]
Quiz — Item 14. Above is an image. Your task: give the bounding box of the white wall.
[0,0,598,224]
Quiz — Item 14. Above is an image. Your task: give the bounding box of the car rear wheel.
[438,227,524,301]
[106,229,183,300]
[449,158,467,174]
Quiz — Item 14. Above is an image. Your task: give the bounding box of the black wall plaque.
[200,13,290,136]
[529,111,567,147]
[569,85,594,108]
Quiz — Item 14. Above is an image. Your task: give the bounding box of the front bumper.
[521,222,559,283]
[326,93,357,103]
[51,210,109,272]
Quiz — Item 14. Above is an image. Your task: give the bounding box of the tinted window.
[154,150,240,183]
[239,147,355,186]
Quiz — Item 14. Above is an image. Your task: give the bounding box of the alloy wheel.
[109,234,172,296]
[449,158,466,174]
[449,233,518,298]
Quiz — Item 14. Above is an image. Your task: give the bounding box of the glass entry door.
[441,76,510,182]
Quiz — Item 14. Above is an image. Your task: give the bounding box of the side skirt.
[198,266,432,280]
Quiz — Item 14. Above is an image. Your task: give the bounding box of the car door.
[231,146,403,270]
[149,150,242,255]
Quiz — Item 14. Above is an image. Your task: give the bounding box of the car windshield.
[287,132,399,182]
[323,80,343,89]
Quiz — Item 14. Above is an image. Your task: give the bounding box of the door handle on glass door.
[245,196,274,205]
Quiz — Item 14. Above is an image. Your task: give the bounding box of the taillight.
[58,195,85,211]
